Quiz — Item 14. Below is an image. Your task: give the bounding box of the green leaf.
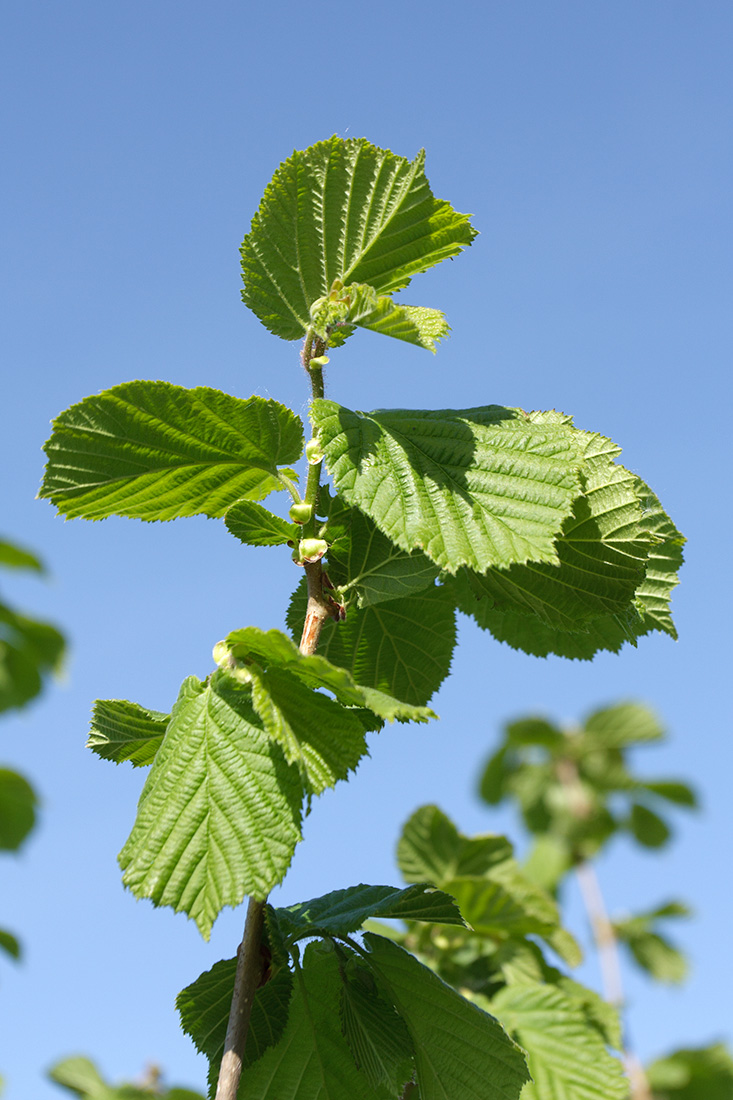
[647,1043,733,1100]
[339,959,414,1094]
[363,933,530,1100]
[505,718,565,748]
[311,401,584,573]
[523,835,574,893]
[272,883,465,944]
[628,802,671,848]
[311,282,449,351]
[613,900,691,984]
[248,664,369,795]
[40,382,303,521]
[177,956,293,1095]
[447,431,651,632]
[220,626,435,725]
[0,539,44,572]
[0,768,37,851]
[639,781,697,807]
[624,929,688,984]
[118,674,303,938]
[225,500,297,547]
[48,1057,109,1097]
[0,604,65,713]
[490,982,628,1100]
[583,701,664,746]
[397,804,513,886]
[631,478,685,640]
[323,499,441,608]
[286,576,456,707]
[239,942,385,1100]
[451,474,683,661]
[87,699,170,767]
[0,928,20,960]
[240,136,476,342]
[444,867,562,940]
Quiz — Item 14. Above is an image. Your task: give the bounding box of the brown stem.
[214,897,266,1100]
[215,333,331,1100]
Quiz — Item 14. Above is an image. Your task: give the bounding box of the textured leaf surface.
[40,382,303,521]
[0,768,37,851]
[325,499,440,608]
[88,699,170,767]
[239,943,383,1100]
[240,136,475,341]
[398,804,514,885]
[118,674,302,938]
[249,665,369,795]
[453,476,683,660]
[340,962,414,1093]
[445,868,562,939]
[177,957,293,1095]
[287,577,455,707]
[272,883,465,943]
[447,433,650,633]
[363,934,530,1100]
[311,401,583,573]
[221,627,435,724]
[225,500,297,546]
[311,281,449,351]
[490,982,628,1100]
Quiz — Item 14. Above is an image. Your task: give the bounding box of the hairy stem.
[214,896,266,1100]
[214,333,330,1100]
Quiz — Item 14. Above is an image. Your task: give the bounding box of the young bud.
[305,438,324,464]
[288,501,313,525]
[309,355,330,368]
[298,538,328,563]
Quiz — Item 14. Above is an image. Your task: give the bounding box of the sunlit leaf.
[40,382,303,521]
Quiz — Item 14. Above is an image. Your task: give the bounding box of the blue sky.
[2,2,732,1096]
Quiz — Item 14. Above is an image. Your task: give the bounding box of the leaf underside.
[118,674,302,938]
[177,957,293,1096]
[364,934,530,1100]
[88,698,170,766]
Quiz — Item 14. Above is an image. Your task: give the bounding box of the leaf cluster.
[48,1056,204,1100]
[1,538,66,973]
[480,701,696,870]
[177,881,530,1100]
[379,804,628,1100]
[34,137,693,1100]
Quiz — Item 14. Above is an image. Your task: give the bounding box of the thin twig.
[214,334,331,1100]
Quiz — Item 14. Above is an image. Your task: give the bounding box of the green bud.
[212,640,252,683]
[309,355,330,368]
[289,501,313,525]
[305,438,324,464]
[298,538,328,563]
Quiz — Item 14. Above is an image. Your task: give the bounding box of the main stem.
[214,333,329,1100]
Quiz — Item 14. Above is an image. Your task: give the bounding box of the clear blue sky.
[2,2,732,1096]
